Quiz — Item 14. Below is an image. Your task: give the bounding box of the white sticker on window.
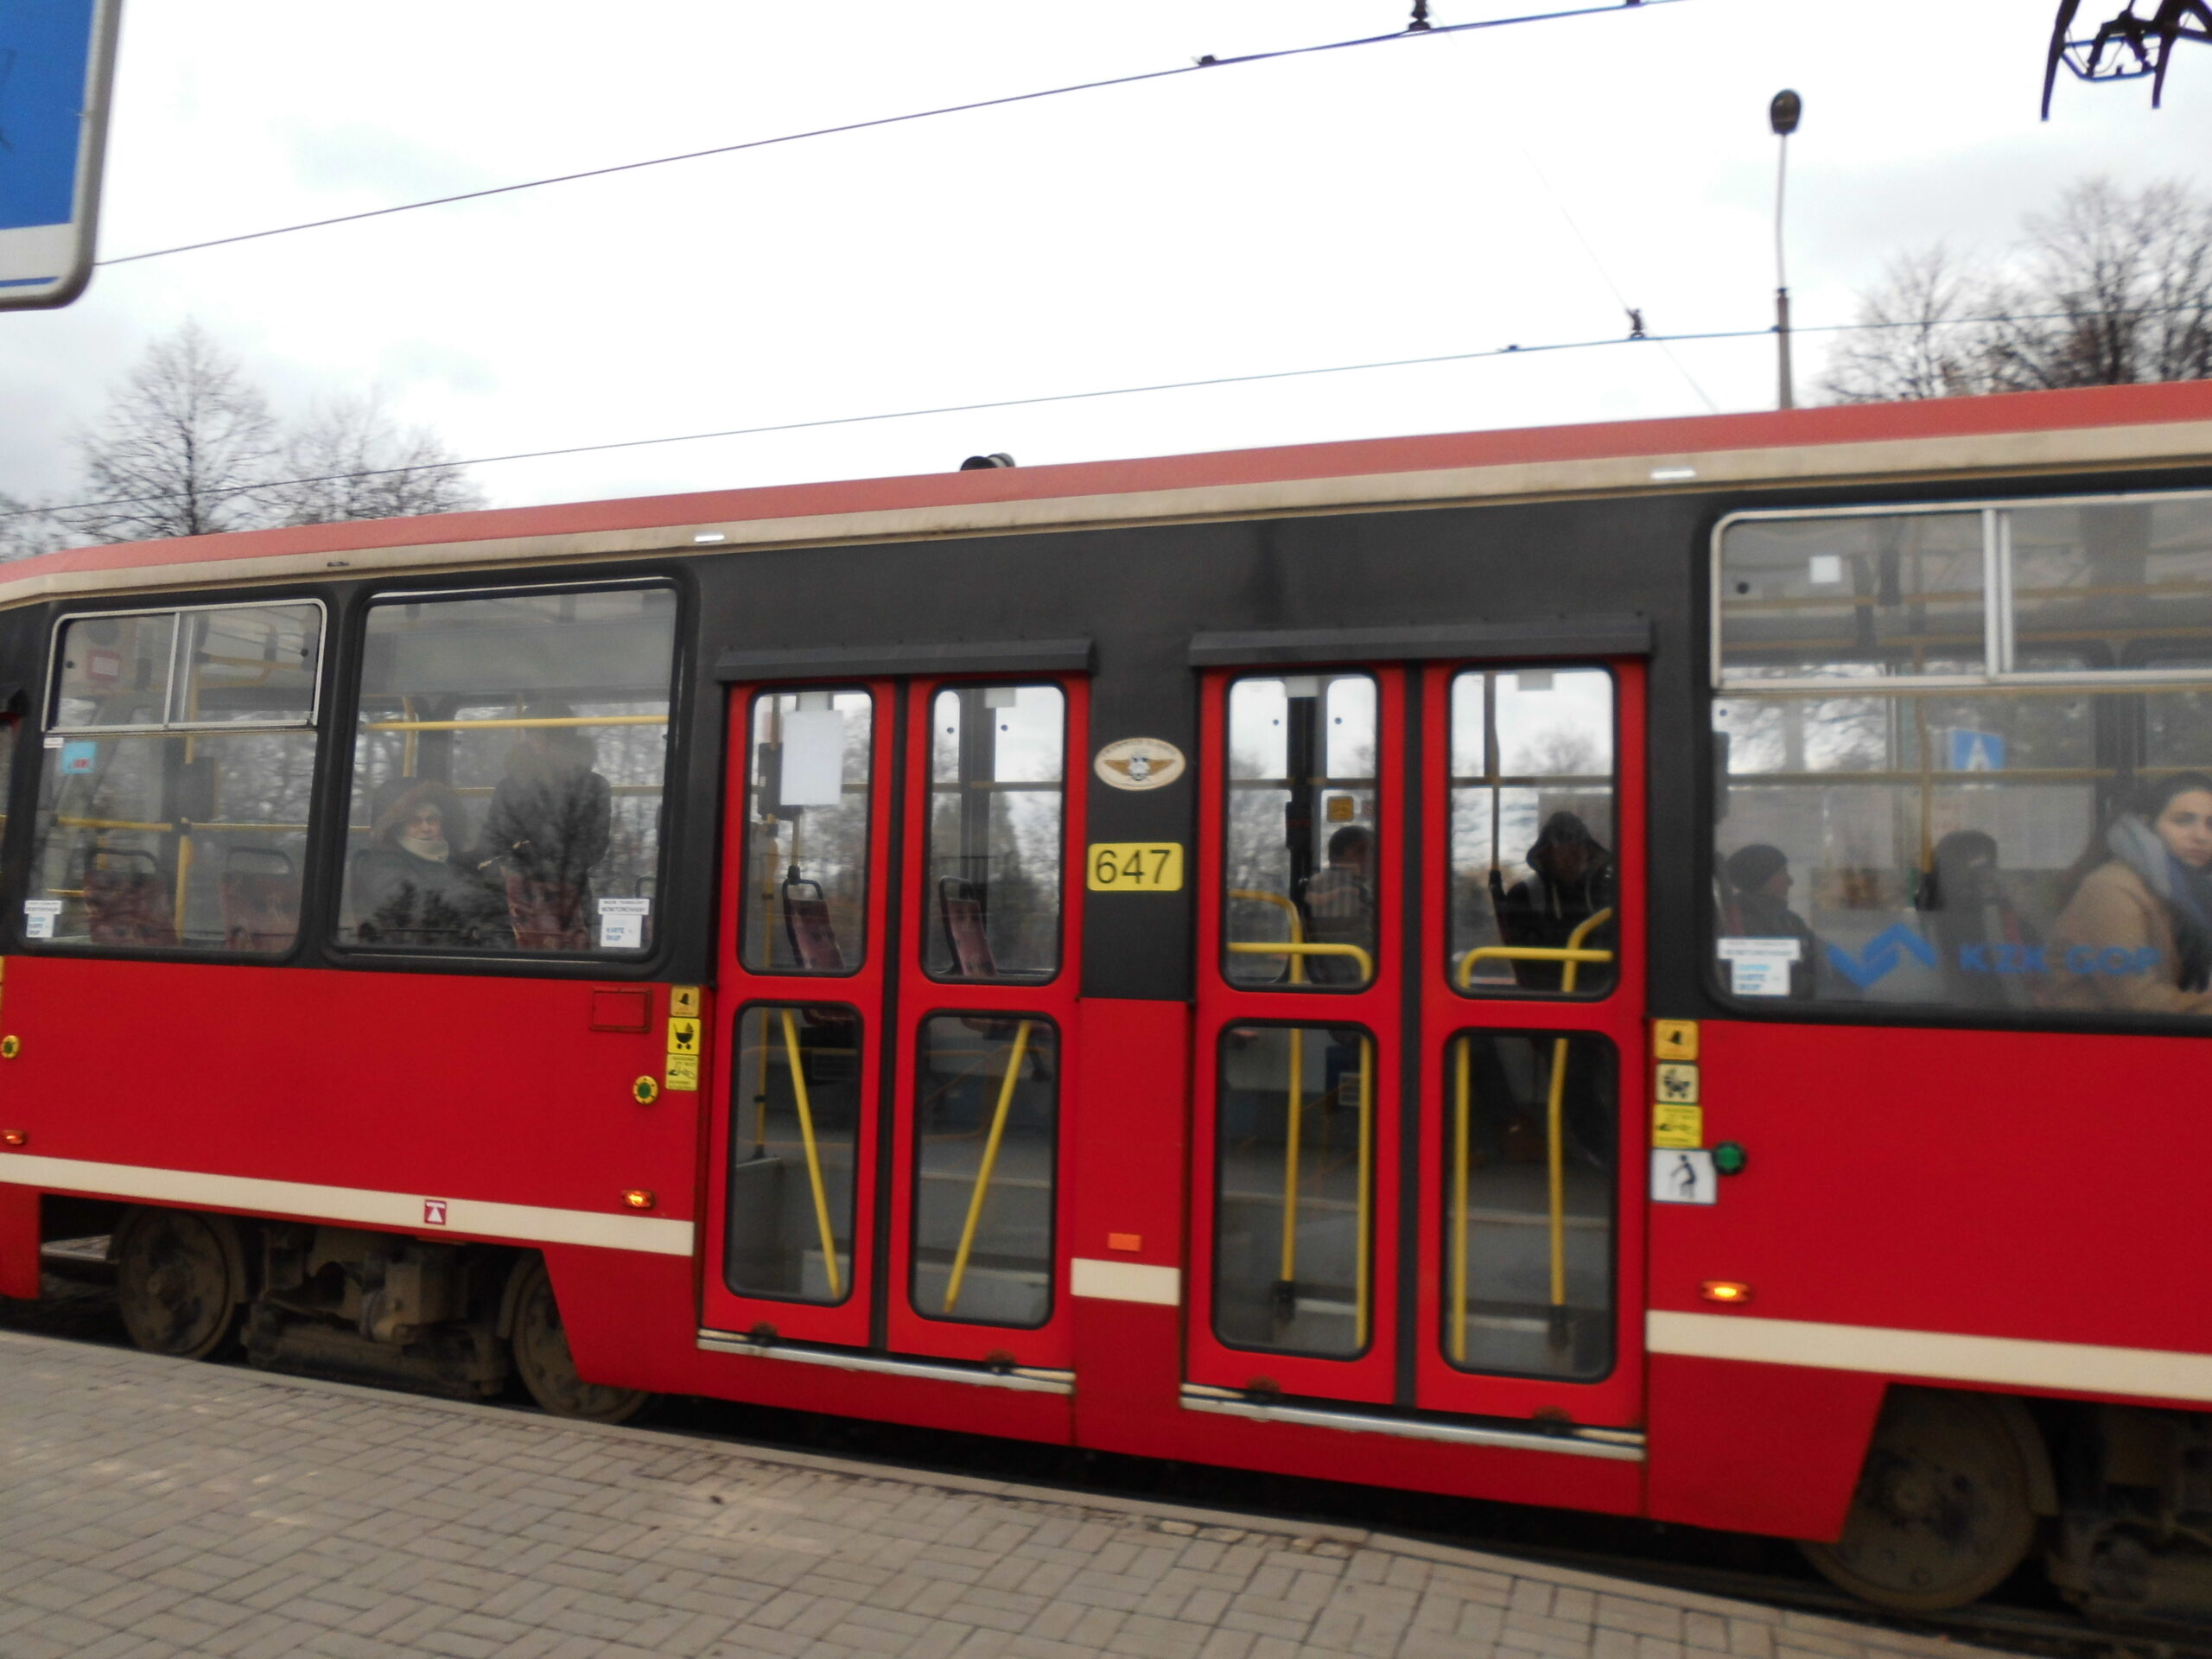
[22,899,61,940]
[1719,935,1800,996]
[41,734,61,749]
[1808,554,1843,585]
[598,897,650,950]
[779,709,846,808]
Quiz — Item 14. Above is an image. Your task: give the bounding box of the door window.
[1224,673,1379,991]
[725,1004,863,1305]
[741,690,873,974]
[924,684,1065,982]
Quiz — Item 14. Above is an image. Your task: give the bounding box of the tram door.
[702,677,1085,1372]
[1188,661,1647,1427]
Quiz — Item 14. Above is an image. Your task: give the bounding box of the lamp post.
[1770,89,1802,410]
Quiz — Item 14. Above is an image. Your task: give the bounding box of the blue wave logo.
[1824,925,1937,988]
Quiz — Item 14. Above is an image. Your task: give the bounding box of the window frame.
[1708,488,2212,1029]
[329,575,684,963]
[738,684,875,980]
[46,597,328,735]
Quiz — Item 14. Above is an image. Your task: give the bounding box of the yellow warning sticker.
[1654,1061,1700,1105]
[671,985,702,1019]
[1325,794,1357,823]
[1653,1103,1704,1148]
[1652,1019,1698,1062]
[666,1017,701,1057]
[664,1052,700,1092]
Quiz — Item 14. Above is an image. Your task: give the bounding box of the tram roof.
[10,378,2212,608]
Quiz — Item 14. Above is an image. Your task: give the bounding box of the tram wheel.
[114,1207,247,1360]
[507,1256,652,1424]
[1801,1388,2040,1612]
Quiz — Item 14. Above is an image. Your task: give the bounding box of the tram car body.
[3,381,2212,1617]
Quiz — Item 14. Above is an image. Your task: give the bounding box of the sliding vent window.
[1224,674,1378,991]
[726,1005,861,1305]
[1449,669,1618,996]
[338,585,677,954]
[1719,512,1986,682]
[27,603,323,953]
[925,684,1065,982]
[742,690,873,974]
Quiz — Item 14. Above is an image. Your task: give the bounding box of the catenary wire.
[92,1,1687,268]
[12,301,2200,524]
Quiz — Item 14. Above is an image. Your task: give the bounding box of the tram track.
[3,1260,2202,1659]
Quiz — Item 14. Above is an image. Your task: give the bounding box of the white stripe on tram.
[1649,1310,2212,1404]
[0,1154,696,1257]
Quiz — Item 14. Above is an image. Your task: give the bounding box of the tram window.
[1447,668,1618,997]
[725,1004,861,1306]
[2010,499,2212,662]
[1713,687,2212,1016]
[923,683,1065,982]
[741,690,872,975]
[1224,674,1378,992]
[336,585,677,955]
[911,1014,1058,1328]
[1213,1022,1375,1360]
[1440,1031,1615,1382]
[1718,512,1985,682]
[26,602,323,954]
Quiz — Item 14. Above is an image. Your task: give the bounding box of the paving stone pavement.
[0,1327,2025,1659]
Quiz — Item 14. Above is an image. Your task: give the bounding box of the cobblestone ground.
[0,1325,2023,1659]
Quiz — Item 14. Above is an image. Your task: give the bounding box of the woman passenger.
[353,780,512,948]
[2049,772,2212,1017]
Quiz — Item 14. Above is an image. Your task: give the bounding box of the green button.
[1713,1141,1748,1176]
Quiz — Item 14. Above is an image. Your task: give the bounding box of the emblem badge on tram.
[1093,736,1187,791]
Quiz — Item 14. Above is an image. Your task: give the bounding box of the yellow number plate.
[1086,842,1185,892]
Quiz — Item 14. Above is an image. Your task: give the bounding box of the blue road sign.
[0,0,123,310]
[1947,727,2007,772]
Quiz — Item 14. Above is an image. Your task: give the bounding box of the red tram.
[3,382,2212,1618]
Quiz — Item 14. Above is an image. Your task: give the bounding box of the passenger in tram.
[1720,842,1819,999]
[1300,823,1377,984]
[353,780,512,948]
[480,707,613,950]
[1495,812,1615,992]
[2049,771,2212,1016]
[1918,830,2041,1009]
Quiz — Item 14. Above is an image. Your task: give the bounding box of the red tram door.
[702,677,1086,1373]
[1188,661,1648,1428]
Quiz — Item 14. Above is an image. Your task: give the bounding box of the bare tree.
[70,321,280,542]
[1823,177,2212,403]
[0,495,67,563]
[262,391,485,525]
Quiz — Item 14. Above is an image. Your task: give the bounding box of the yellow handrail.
[1229,888,1306,984]
[1354,1036,1373,1351]
[1448,907,1615,1364]
[778,1009,844,1301]
[943,1019,1033,1316]
[1226,940,1375,982]
[1280,1024,1305,1300]
[363,715,668,732]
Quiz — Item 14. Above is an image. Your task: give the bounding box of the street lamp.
[1770,89,1802,410]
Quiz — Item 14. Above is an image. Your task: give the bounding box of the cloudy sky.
[4,0,2211,518]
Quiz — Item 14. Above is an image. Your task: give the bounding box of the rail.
[1448,907,1614,1364]
[777,1008,844,1301]
[942,1018,1034,1317]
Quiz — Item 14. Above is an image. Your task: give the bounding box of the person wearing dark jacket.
[480,709,613,949]
[1496,811,1616,991]
[352,780,511,947]
[1720,842,1819,1000]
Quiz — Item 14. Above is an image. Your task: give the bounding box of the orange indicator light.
[621,1189,657,1211]
[1107,1232,1142,1252]
[1700,1281,1753,1304]
[0,1130,24,1148]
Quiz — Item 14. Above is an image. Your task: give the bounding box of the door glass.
[911,1014,1058,1327]
[925,684,1065,981]
[1213,1022,1375,1359]
[1449,669,1618,995]
[1442,1030,1615,1379]
[741,690,873,974]
[1224,674,1378,990]
[726,1004,862,1305]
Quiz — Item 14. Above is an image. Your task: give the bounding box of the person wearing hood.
[352,779,512,948]
[479,707,613,949]
[2050,772,2212,1017]
[1719,842,1820,1000]
[1496,811,1615,992]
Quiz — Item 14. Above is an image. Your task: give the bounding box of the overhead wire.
[93,1,1687,267]
[10,302,2202,524]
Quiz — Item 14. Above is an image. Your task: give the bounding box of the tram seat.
[84,850,179,947]
[503,874,588,951]
[782,877,846,972]
[938,877,997,978]
[219,846,298,952]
